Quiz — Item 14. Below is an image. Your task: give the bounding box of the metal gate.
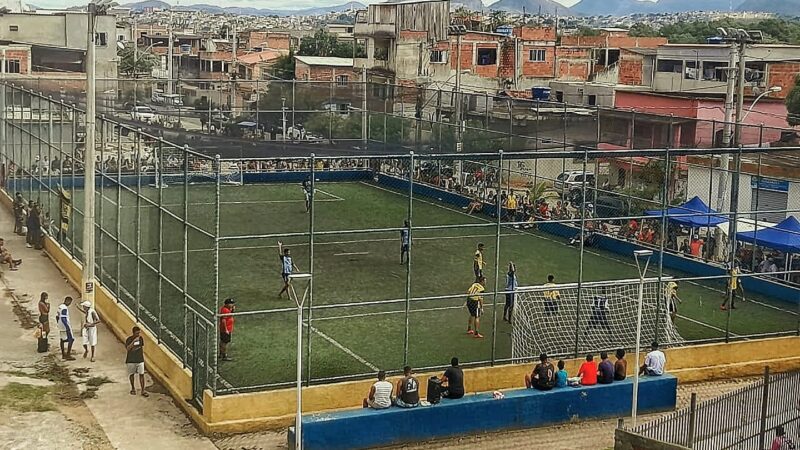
[190,314,211,409]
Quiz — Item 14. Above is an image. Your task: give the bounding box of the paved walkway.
[0,201,216,450]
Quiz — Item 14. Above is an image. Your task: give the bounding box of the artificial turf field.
[46,179,799,391]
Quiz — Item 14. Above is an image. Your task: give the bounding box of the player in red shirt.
[219,298,236,362]
[577,354,598,386]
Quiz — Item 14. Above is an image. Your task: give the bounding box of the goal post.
[511,277,683,362]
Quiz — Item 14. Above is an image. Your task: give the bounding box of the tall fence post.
[306,153,316,385]
[758,366,771,450]
[687,392,697,448]
[403,151,414,366]
[491,150,503,365]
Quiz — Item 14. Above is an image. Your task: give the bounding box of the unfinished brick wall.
[520,45,556,78]
[295,62,357,82]
[512,26,556,41]
[3,49,30,74]
[766,62,800,99]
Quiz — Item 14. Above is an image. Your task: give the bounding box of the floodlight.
[634,249,653,258]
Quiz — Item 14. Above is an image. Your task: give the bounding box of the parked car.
[131,105,156,122]
[554,170,595,193]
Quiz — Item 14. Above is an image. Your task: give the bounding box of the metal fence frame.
[2,80,800,396]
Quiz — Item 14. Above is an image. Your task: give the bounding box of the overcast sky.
[32,0,589,11]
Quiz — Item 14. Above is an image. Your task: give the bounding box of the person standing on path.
[125,326,148,397]
[37,292,50,337]
[56,296,75,360]
[79,300,100,362]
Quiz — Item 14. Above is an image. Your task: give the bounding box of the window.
[9,25,18,32]
[588,94,597,106]
[336,75,349,86]
[684,60,698,80]
[5,59,20,74]
[430,50,448,64]
[529,49,546,62]
[702,61,727,81]
[555,91,563,102]
[656,59,682,73]
[477,48,497,66]
[95,32,108,47]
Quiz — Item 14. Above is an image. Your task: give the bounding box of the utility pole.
[448,24,467,181]
[361,66,367,148]
[716,43,737,211]
[167,8,174,94]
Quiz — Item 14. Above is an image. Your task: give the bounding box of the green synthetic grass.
[38,180,799,390]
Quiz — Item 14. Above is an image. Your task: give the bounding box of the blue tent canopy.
[736,216,800,253]
[645,196,727,227]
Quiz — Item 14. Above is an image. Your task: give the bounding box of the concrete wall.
[0,12,117,78]
[615,429,690,450]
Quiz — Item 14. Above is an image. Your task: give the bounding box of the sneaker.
[25,243,31,248]
[466,330,474,335]
[474,333,484,339]
[720,305,727,311]
[13,259,21,266]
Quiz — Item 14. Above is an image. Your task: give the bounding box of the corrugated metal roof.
[294,55,353,67]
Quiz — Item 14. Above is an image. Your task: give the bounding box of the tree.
[298,29,365,59]
[118,46,157,78]
[786,75,800,127]
[628,23,659,38]
[488,10,509,32]
[270,50,296,80]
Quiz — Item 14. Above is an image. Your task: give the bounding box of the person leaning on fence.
[639,342,666,376]
[363,370,393,409]
[395,366,420,408]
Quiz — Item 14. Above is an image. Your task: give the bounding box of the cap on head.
[224,298,236,306]
[80,300,91,308]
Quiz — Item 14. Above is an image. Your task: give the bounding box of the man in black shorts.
[400,220,410,264]
[218,298,235,361]
[543,274,560,316]
[278,241,300,298]
[587,287,611,335]
[465,276,486,339]
[440,357,464,399]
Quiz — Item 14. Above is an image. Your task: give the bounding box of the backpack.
[426,376,442,404]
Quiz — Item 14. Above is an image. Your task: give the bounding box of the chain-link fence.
[2,80,800,399]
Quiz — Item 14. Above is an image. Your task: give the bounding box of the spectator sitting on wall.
[440,357,465,399]
[537,201,550,220]
[638,227,655,244]
[639,342,666,376]
[464,195,483,215]
[0,238,22,270]
[363,370,393,409]
[395,366,420,408]
[597,351,614,384]
[555,360,568,388]
[679,239,690,255]
[614,349,627,381]
[525,352,556,391]
[577,354,598,386]
[689,235,704,258]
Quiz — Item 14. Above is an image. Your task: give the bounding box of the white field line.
[304,323,379,371]
[98,233,513,258]
[334,252,370,256]
[100,192,343,207]
[362,182,786,330]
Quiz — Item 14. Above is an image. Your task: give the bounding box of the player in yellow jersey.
[543,274,561,315]
[465,276,486,338]
[665,281,682,322]
[473,243,486,281]
[721,262,744,311]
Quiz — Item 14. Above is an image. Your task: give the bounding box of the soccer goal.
[511,277,684,362]
[153,159,243,187]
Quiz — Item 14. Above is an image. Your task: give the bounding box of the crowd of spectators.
[362,345,666,410]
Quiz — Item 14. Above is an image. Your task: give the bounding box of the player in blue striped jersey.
[278,241,300,299]
[400,220,410,264]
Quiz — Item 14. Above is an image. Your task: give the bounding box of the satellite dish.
[116,41,125,50]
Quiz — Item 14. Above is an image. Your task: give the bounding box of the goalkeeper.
[666,281,682,322]
[543,274,560,315]
[586,288,611,335]
[465,276,486,339]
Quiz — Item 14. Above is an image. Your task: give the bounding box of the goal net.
[154,157,242,187]
[511,277,684,362]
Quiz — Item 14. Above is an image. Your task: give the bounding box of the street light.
[631,248,653,427]
[742,86,782,120]
[83,0,116,307]
[288,272,312,450]
[281,97,287,141]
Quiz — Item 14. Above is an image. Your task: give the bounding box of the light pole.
[288,273,312,450]
[632,248,653,427]
[742,86,781,121]
[448,25,467,181]
[281,96,287,141]
[83,0,115,307]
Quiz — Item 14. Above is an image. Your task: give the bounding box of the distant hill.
[124,1,365,16]
[736,0,800,15]
[572,0,746,15]
[487,0,568,14]
[451,0,486,11]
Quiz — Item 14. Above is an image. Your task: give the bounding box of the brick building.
[294,56,357,83]
[0,43,31,75]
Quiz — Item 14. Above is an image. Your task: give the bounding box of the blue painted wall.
[291,375,677,450]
